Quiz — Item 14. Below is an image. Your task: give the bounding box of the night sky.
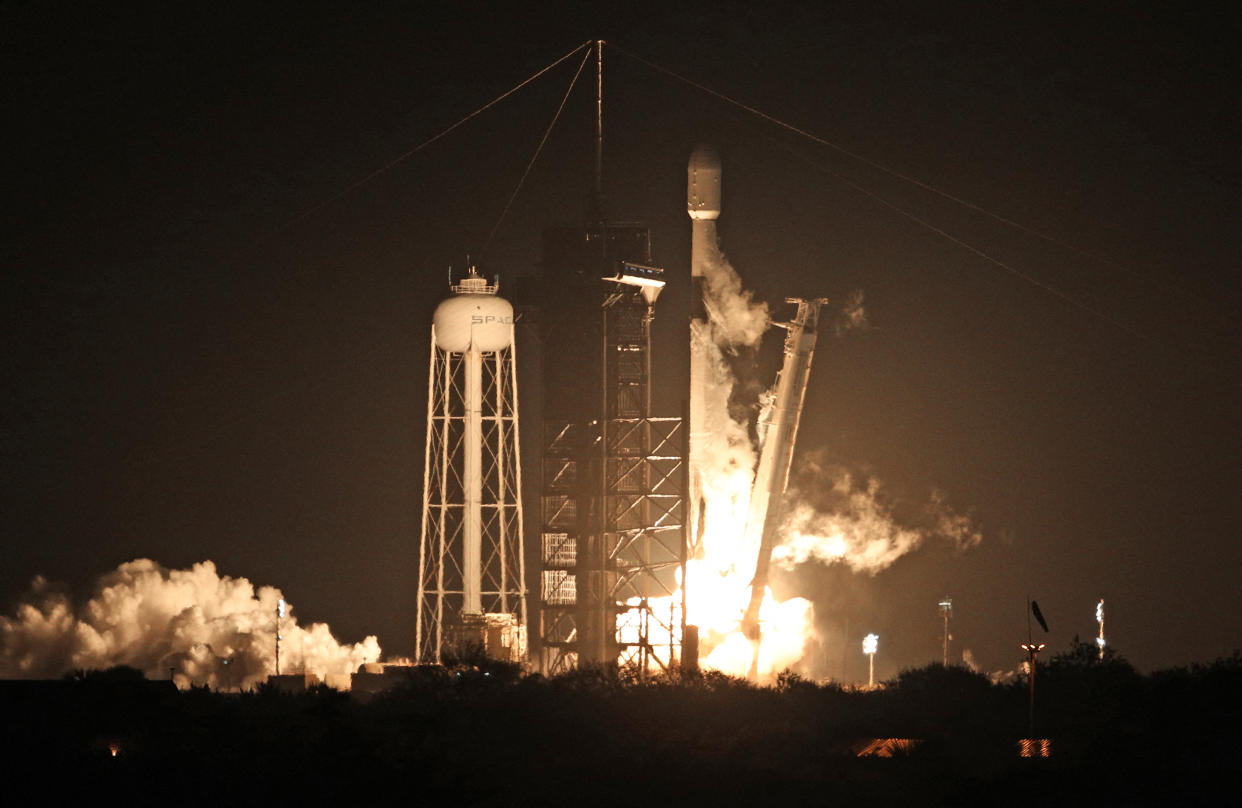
[5,2,1240,679]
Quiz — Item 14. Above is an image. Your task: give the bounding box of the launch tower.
[533,224,688,675]
[523,42,687,675]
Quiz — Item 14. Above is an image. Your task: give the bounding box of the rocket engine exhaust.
[681,146,981,680]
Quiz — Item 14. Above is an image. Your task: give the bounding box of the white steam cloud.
[699,246,769,349]
[691,242,771,579]
[688,233,980,679]
[773,465,981,575]
[0,559,380,689]
[833,288,869,336]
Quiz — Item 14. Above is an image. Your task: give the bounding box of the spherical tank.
[433,293,514,352]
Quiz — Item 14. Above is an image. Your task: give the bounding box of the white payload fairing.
[687,144,722,560]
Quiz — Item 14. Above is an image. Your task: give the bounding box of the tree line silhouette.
[3,640,1237,805]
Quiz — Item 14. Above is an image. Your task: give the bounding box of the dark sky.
[5,1,1240,678]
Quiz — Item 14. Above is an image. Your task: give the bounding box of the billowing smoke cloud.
[687,234,980,680]
[773,460,981,575]
[0,559,380,689]
[686,241,802,678]
[833,288,869,336]
[700,246,769,350]
[690,243,771,579]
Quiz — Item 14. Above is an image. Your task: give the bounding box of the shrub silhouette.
[5,647,1240,803]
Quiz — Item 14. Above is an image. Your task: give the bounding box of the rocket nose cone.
[688,143,722,219]
[689,143,721,173]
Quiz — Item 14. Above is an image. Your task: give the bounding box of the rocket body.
[688,144,722,265]
[687,145,721,557]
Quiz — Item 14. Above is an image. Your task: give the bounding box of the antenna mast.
[595,40,603,198]
[588,38,608,218]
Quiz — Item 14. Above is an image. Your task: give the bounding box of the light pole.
[1096,599,1105,660]
[863,633,878,689]
[938,597,952,666]
[1019,641,1046,738]
[275,598,286,676]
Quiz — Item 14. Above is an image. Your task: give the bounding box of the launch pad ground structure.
[541,415,687,675]
[535,223,688,677]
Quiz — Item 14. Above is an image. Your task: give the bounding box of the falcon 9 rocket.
[687,144,721,561]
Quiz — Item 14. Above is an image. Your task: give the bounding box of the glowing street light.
[1020,641,1047,737]
[1016,597,1052,744]
[863,633,878,689]
[938,597,953,666]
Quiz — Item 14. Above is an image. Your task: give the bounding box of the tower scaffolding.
[534,225,686,676]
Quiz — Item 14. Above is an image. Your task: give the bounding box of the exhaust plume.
[685,216,979,680]
[0,559,380,689]
[699,247,769,349]
[690,244,770,579]
[773,464,981,574]
[833,289,869,336]
[687,243,821,680]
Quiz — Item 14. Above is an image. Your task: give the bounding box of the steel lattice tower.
[533,223,686,676]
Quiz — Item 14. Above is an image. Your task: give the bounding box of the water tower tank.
[433,273,513,352]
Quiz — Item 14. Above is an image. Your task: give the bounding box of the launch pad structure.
[531,145,824,677]
[415,43,824,677]
[415,42,689,675]
[533,222,688,676]
[416,148,824,678]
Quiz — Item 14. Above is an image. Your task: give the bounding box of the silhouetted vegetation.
[5,647,1239,805]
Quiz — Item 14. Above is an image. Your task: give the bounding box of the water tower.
[416,268,527,664]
